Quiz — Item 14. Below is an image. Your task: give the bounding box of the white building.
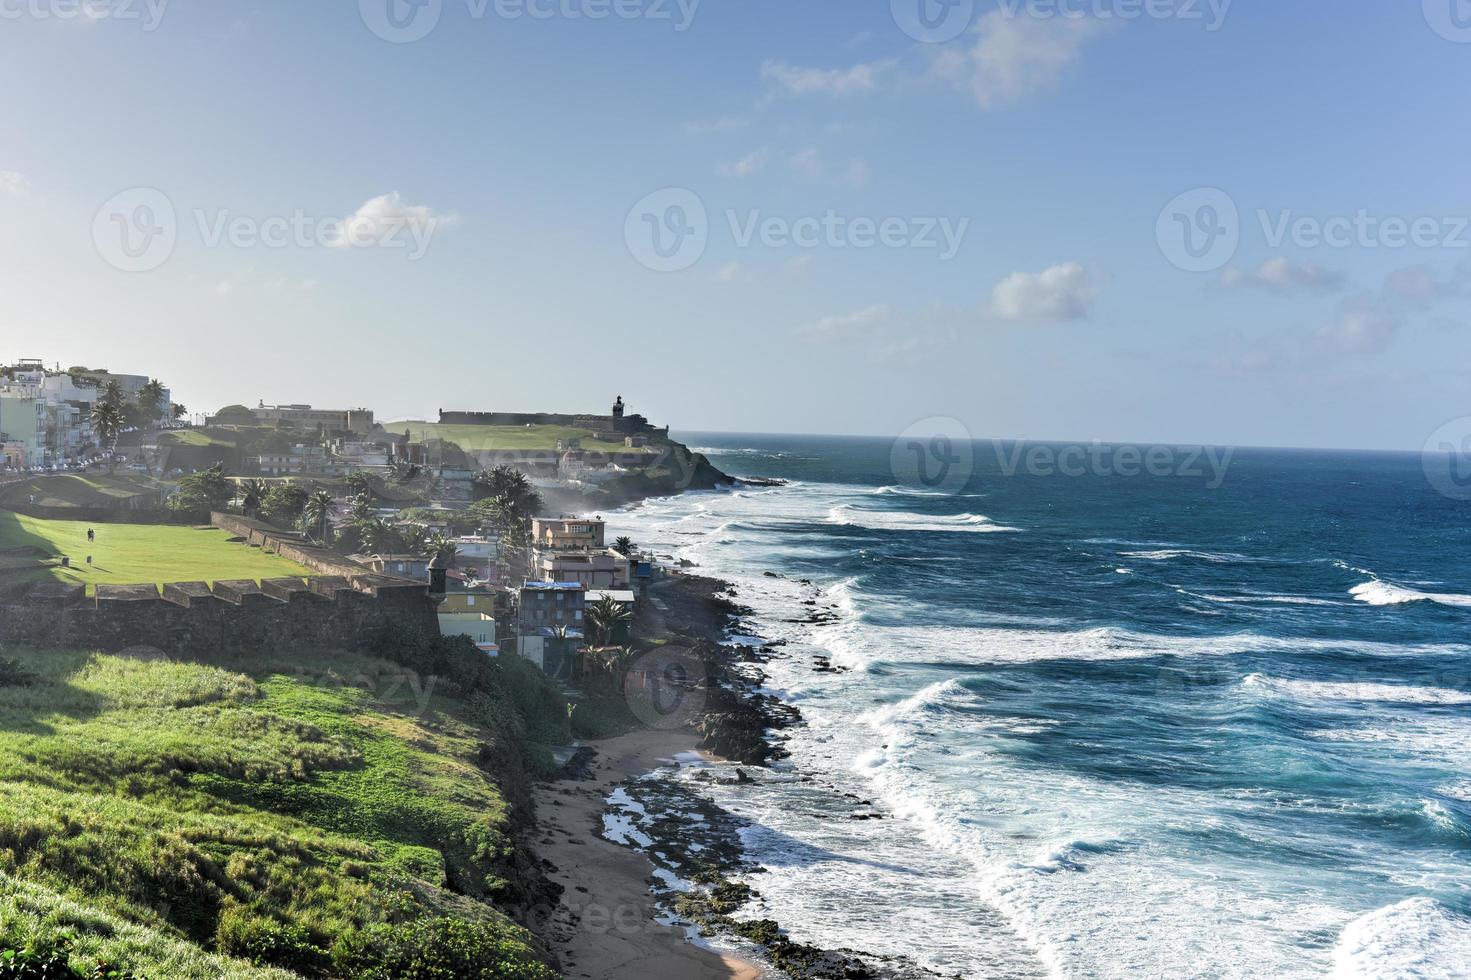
[452,533,500,582]
[0,392,42,466]
[438,611,498,655]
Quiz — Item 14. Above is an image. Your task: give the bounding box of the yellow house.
[440,588,496,614]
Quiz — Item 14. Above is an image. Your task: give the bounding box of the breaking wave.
[1331,898,1471,978]
[1349,580,1471,609]
[826,505,1020,534]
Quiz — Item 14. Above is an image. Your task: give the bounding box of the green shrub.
[0,659,36,689]
[214,906,330,977]
[331,917,556,980]
[0,933,131,979]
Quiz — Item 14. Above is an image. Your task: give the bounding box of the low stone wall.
[210,512,402,585]
[0,577,438,658]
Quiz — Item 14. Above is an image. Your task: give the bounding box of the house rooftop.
[521,581,587,591]
[587,589,636,603]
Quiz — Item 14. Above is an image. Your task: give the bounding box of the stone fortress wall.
[0,513,439,657]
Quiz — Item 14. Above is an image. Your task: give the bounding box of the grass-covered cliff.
[0,635,569,978]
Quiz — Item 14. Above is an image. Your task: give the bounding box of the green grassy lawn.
[0,513,312,591]
[0,474,168,510]
[159,429,232,448]
[0,644,564,978]
[388,421,660,455]
[157,426,267,449]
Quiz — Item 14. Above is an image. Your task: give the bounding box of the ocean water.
[611,434,1471,979]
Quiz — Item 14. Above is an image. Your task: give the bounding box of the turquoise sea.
[612,434,1471,978]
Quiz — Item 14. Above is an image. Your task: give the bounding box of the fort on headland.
[437,395,669,438]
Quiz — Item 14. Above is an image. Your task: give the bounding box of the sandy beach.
[534,728,764,980]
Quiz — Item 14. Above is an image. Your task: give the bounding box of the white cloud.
[988,262,1100,323]
[790,147,822,178]
[800,303,963,360]
[216,267,319,297]
[800,262,1102,359]
[800,305,893,341]
[761,59,896,97]
[714,261,746,283]
[1384,263,1467,307]
[1220,257,1345,293]
[846,160,871,187]
[1313,297,1400,355]
[0,171,30,197]
[717,148,770,178]
[933,10,1105,108]
[683,116,751,135]
[784,254,815,276]
[328,192,459,249]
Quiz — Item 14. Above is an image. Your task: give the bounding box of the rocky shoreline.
[543,572,955,980]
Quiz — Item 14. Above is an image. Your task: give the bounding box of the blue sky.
[2,1,1468,449]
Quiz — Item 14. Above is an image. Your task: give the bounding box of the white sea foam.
[813,618,1470,672]
[1350,580,1471,609]
[860,678,967,727]
[602,787,654,848]
[1331,898,1471,979]
[1180,589,1341,607]
[1309,716,1471,769]
[869,484,984,498]
[826,504,1020,534]
[1121,548,1265,564]
[1437,781,1471,802]
[1242,674,1471,706]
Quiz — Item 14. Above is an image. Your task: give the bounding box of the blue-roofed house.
[516,581,586,675]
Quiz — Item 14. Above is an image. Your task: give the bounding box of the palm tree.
[238,478,268,516]
[586,594,633,648]
[358,518,399,555]
[401,525,430,554]
[345,471,376,499]
[613,536,636,557]
[137,379,167,423]
[348,492,375,524]
[196,464,234,507]
[100,379,125,408]
[303,488,336,543]
[391,461,424,485]
[549,624,577,681]
[88,402,126,464]
[580,644,634,683]
[472,465,542,520]
[423,531,458,567]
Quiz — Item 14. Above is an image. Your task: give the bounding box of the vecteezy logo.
[92,187,177,273]
[1156,187,1239,273]
[359,0,442,43]
[1424,0,1471,42]
[624,188,708,272]
[891,0,974,43]
[623,646,706,730]
[890,417,975,495]
[1422,417,1471,501]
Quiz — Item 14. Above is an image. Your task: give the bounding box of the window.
[466,595,475,606]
